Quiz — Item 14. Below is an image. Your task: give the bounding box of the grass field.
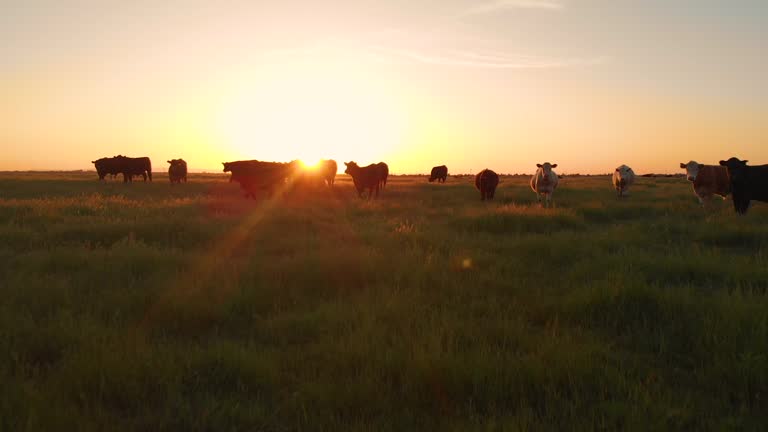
[1,172,767,431]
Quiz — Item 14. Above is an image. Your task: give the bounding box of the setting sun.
[214,64,405,169]
[298,159,321,170]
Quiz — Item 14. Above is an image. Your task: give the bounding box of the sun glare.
[215,65,405,166]
[299,159,320,170]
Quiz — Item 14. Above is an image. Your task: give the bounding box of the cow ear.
[743,160,749,164]
[91,161,95,164]
[344,162,349,166]
[167,160,172,164]
[679,163,686,168]
[552,164,557,168]
[719,160,727,166]
[536,164,542,168]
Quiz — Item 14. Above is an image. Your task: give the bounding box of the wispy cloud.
[260,38,603,70]
[462,0,564,16]
[364,45,603,69]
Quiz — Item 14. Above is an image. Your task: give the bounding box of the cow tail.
[147,159,153,181]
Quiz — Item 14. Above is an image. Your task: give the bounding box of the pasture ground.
[1,172,767,431]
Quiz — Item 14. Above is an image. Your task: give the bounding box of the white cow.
[612,164,635,198]
[530,162,559,207]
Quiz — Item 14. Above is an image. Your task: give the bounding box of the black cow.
[222,160,297,199]
[719,157,768,214]
[376,162,389,189]
[344,161,382,199]
[429,165,448,183]
[92,157,122,180]
[475,169,499,201]
[168,159,187,183]
[116,156,152,183]
[92,155,152,182]
[319,159,337,187]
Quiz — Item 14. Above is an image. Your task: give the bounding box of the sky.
[1,0,766,174]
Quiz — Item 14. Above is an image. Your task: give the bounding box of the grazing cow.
[429,165,448,183]
[475,169,499,201]
[92,157,122,181]
[679,161,730,205]
[344,162,381,199]
[92,155,151,182]
[116,156,152,183]
[376,162,389,188]
[222,160,297,199]
[719,157,768,215]
[168,159,187,183]
[612,164,635,198]
[318,159,337,187]
[530,162,559,207]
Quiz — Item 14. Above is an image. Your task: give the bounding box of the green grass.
[1,172,767,431]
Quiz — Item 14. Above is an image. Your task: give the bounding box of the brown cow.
[679,161,730,205]
[168,159,187,183]
[344,161,381,199]
[475,169,499,200]
[429,165,448,183]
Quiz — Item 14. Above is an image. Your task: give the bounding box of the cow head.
[616,164,633,175]
[679,161,703,182]
[536,162,557,173]
[344,161,359,175]
[720,157,749,183]
[222,162,231,173]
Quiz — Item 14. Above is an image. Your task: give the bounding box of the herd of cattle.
[91,155,767,214]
